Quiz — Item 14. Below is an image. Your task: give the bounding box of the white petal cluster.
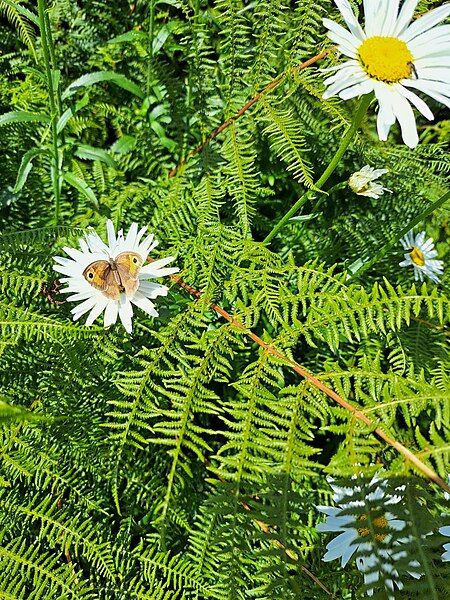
[53,220,179,333]
[348,165,391,198]
[323,1,450,148]
[399,230,444,284]
[316,477,421,598]
[441,526,450,561]
[439,477,450,562]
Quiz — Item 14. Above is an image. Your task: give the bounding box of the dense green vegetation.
[0,0,449,598]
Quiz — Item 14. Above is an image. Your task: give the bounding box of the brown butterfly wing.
[114,252,143,296]
[83,260,122,300]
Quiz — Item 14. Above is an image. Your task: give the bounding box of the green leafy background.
[0,0,449,598]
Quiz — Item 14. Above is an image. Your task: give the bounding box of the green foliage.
[0,0,448,598]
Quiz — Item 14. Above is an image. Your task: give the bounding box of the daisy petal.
[402,4,450,43]
[84,231,109,255]
[138,233,157,259]
[334,0,366,41]
[131,293,159,317]
[390,91,419,148]
[323,531,357,561]
[53,263,82,278]
[106,219,117,248]
[141,257,179,278]
[138,281,169,297]
[134,225,148,248]
[408,25,450,57]
[324,18,360,57]
[380,0,400,36]
[396,85,434,120]
[363,0,379,36]
[104,300,119,328]
[118,296,133,333]
[327,528,357,554]
[71,296,99,319]
[85,296,109,326]
[339,79,373,100]
[125,222,139,248]
[66,291,96,302]
[405,82,450,109]
[374,84,396,141]
[392,0,419,36]
[340,533,359,567]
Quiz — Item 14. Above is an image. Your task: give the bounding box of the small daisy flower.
[323,1,450,148]
[348,165,391,198]
[316,477,421,598]
[53,220,179,333]
[399,230,443,284]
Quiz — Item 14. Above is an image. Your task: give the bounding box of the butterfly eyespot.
[133,257,138,264]
[88,272,94,279]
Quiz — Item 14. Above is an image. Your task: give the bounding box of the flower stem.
[37,0,62,226]
[346,188,450,282]
[263,94,372,244]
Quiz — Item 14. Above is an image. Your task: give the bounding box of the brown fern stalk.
[168,50,329,178]
[167,269,450,495]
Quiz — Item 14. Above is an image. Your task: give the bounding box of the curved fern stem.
[263,94,373,244]
[164,265,450,495]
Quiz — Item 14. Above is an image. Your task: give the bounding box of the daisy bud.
[348,165,391,199]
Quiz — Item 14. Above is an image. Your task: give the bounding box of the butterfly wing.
[114,252,143,296]
[83,260,122,300]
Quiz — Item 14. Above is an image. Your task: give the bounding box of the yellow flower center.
[357,514,388,542]
[410,246,425,266]
[358,36,414,82]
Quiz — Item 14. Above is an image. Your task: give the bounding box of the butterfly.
[83,252,144,300]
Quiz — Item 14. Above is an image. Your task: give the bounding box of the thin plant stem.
[263,94,373,244]
[37,0,62,225]
[347,188,450,282]
[43,7,64,119]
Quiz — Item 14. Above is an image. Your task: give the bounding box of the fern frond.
[259,98,314,188]
[1,493,117,583]
[0,1,37,59]
[0,538,93,599]
[222,123,260,236]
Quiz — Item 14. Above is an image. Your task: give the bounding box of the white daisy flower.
[348,165,391,198]
[399,230,443,283]
[323,1,450,148]
[316,477,421,598]
[53,220,179,333]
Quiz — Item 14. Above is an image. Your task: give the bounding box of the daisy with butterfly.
[53,220,179,333]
